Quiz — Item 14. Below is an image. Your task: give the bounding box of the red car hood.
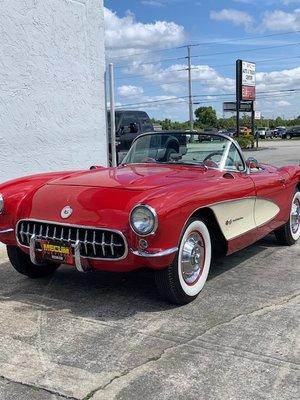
[48,164,210,190]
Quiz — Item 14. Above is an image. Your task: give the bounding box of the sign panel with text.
[237,59,256,101]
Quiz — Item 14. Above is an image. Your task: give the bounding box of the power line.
[108,30,300,62]
[114,55,300,84]
[191,42,300,59]
[116,88,300,108]
[114,56,186,69]
[112,42,299,70]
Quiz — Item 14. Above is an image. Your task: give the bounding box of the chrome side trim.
[131,247,178,258]
[0,228,14,234]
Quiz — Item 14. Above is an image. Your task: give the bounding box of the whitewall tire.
[155,218,212,305]
[275,189,300,245]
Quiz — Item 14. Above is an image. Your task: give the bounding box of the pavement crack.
[85,292,300,399]
[0,375,78,399]
[191,292,300,340]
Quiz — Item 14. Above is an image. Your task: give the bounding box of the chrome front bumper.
[29,234,88,273]
[131,247,178,258]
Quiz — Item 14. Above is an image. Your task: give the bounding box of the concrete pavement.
[0,235,299,400]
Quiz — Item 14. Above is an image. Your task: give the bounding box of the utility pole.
[109,63,117,167]
[236,60,241,137]
[187,46,194,131]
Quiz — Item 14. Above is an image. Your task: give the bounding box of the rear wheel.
[275,190,300,245]
[7,246,60,278]
[155,219,212,305]
[286,133,292,140]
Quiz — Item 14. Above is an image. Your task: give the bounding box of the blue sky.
[104,0,300,121]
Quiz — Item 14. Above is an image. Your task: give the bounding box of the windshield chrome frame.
[122,131,248,174]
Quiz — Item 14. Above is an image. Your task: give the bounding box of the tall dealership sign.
[236,59,256,136]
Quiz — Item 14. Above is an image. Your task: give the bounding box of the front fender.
[0,171,77,245]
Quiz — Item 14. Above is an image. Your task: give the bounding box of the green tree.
[194,106,217,128]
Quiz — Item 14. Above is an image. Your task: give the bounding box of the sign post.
[236,59,256,142]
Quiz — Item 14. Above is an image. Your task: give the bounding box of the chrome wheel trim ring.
[180,231,205,286]
[177,220,212,297]
[290,193,300,239]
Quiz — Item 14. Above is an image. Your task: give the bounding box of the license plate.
[40,241,74,264]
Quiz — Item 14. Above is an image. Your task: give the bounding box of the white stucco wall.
[0,0,107,183]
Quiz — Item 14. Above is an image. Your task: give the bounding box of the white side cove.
[210,198,280,240]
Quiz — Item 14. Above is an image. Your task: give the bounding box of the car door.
[208,141,257,253]
[248,164,290,239]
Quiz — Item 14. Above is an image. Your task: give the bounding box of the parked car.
[281,126,300,139]
[276,127,286,138]
[0,132,299,305]
[107,110,154,163]
[255,127,273,139]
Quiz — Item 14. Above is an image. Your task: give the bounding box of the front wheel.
[275,190,300,245]
[7,246,60,278]
[155,219,212,305]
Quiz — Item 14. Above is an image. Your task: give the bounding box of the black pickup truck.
[108,110,154,163]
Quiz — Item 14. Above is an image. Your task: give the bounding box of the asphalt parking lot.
[0,139,299,400]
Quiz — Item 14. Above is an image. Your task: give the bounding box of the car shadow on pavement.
[0,234,282,320]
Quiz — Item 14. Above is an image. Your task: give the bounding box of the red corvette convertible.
[0,132,299,304]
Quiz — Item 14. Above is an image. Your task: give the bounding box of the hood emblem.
[61,206,73,219]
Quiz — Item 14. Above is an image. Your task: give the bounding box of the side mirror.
[246,157,259,169]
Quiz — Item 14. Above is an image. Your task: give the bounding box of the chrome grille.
[17,220,127,260]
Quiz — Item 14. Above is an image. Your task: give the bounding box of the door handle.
[223,172,235,180]
[278,178,286,185]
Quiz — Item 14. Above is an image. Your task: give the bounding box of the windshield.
[122,133,245,172]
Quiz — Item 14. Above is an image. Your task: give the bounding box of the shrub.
[235,136,254,149]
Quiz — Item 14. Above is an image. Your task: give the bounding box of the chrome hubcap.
[291,197,300,234]
[181,232,205,285]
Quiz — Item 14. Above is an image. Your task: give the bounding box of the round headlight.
[0,194,4,214]
[130,205,158,236]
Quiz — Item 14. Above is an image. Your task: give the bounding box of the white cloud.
[256,67,300,91]
[276,100,291,106]
[260,9,300,31]
[141,0,165,6]
[118,85,144,97]
[104,8,185,59]
[210,8,253,31]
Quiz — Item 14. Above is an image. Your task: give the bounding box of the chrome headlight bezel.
[129,205,158,236]
[0,194,4,214]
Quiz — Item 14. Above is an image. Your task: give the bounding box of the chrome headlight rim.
[0,194,4,214]
[129,204,158,237]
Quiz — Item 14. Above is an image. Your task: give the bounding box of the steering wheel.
[141,157,156,163]
[203,151,236,168]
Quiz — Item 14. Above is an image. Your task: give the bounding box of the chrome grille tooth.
[84,230,88,254]
[101,232,106,256]
[20,223,24,242]
[26,223,30,245]
[92,231,96,256]
[17,220,126,260]
[110,234,114,256]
